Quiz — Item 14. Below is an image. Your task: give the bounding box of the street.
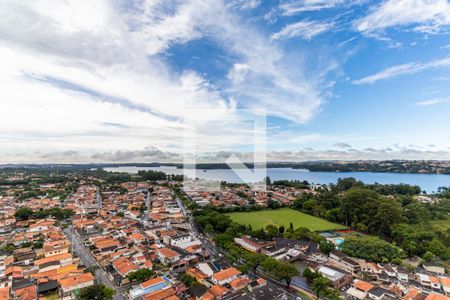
[64,226,126,300]
[175,195,217,257]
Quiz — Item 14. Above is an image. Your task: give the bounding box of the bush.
[341,236,401,262]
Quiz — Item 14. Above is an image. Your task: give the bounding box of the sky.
[1,0,450,163]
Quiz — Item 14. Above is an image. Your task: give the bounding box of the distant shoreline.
[1,160,450,175]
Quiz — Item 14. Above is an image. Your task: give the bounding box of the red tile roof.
[211,267,241,282]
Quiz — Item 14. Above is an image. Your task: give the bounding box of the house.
[163,234,191,247]
[424,294,448,300]
[317,265,352,288]
[196,262,218,277]
[208,284,229,299]
[28,219,56,232]
[112,257,138,278]
[363,262,383,275]
[189,285,208,299]
[229,277,250,291]
[34,253,73,272]
[402,287,423,300]
[13,284,37,300]
[186,268,209,286]
[129,233,147,245]
[354,279,374,294]
[43,240,71,258]
[142,287,178,300]
[156,248,180,266]
[423,263,445,275]
[439,277,450,296]
[368,287,391,300]
[329,251,360,273]
[419,273,442,290]
[129,276,173,299]
[383,264,397,278]
[234,236,275,253]
[58,272,94,299]
[211,267,241,285]
[397,266,409,283]
[429,276,442,291]
[0,287,9,300]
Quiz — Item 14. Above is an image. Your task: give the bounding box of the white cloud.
[272,20,334,40]
[229,0,261,10]
[352,56,450,84]
[334,142,352,148]
[6,145,449,163]
[355,0,450,34]
[414,98,450,106]
[279,0,364,15]
[0,0,331,162]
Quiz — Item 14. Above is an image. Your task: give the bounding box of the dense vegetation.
[341,236,401,262]
[126,269,155,283]
[76,284,115,300]
[290,177,450,260]
[14,207,74,221]
[289,160,450,174]
[193,177,449,262]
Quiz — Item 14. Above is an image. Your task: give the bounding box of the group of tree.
[14,207,74,221]
[178,272,205,288]
[303,268,341,300]
[126,268,155,283]
[213,233,299,288]
[341,236,401,262]
[189,179,450,263]
[76,284,115,300]
[291,177,450,260]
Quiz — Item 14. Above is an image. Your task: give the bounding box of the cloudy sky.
[1,0,450,163]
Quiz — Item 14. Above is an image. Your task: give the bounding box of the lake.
[103,166,450,193]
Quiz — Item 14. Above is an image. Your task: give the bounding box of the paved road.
[96,188,102,209]
[142,190,150,224]
[175,195,217,257]
[64,226,126,300]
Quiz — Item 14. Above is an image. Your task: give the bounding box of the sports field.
[226,208,346,231]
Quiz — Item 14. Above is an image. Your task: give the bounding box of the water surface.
[104,166,450,193]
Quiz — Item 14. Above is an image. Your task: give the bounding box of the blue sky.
[0,0,450,162]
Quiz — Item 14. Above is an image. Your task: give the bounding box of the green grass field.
[431,218,450,231]
[226,208,346,232]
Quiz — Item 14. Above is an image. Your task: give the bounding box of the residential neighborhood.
[0,168,449,300]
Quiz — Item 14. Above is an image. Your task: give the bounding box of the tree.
[312,276,330,300]
[341,188,379,227]
[178,272,198,287]
[302,267,315,282]
[77,284,115,300]
[127,269,155,283]
[0,244,15,254]
[272,262,299,288]
[324,287,342,300]
[204,223,214,233]
[422,251,435,262]
[278,225,285,235]
[245,252,266,271]
[266,224,278,239]
[319,241,336,254]
[260,257,278,273]
[14,207,34,221]
[341,236,400,262]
